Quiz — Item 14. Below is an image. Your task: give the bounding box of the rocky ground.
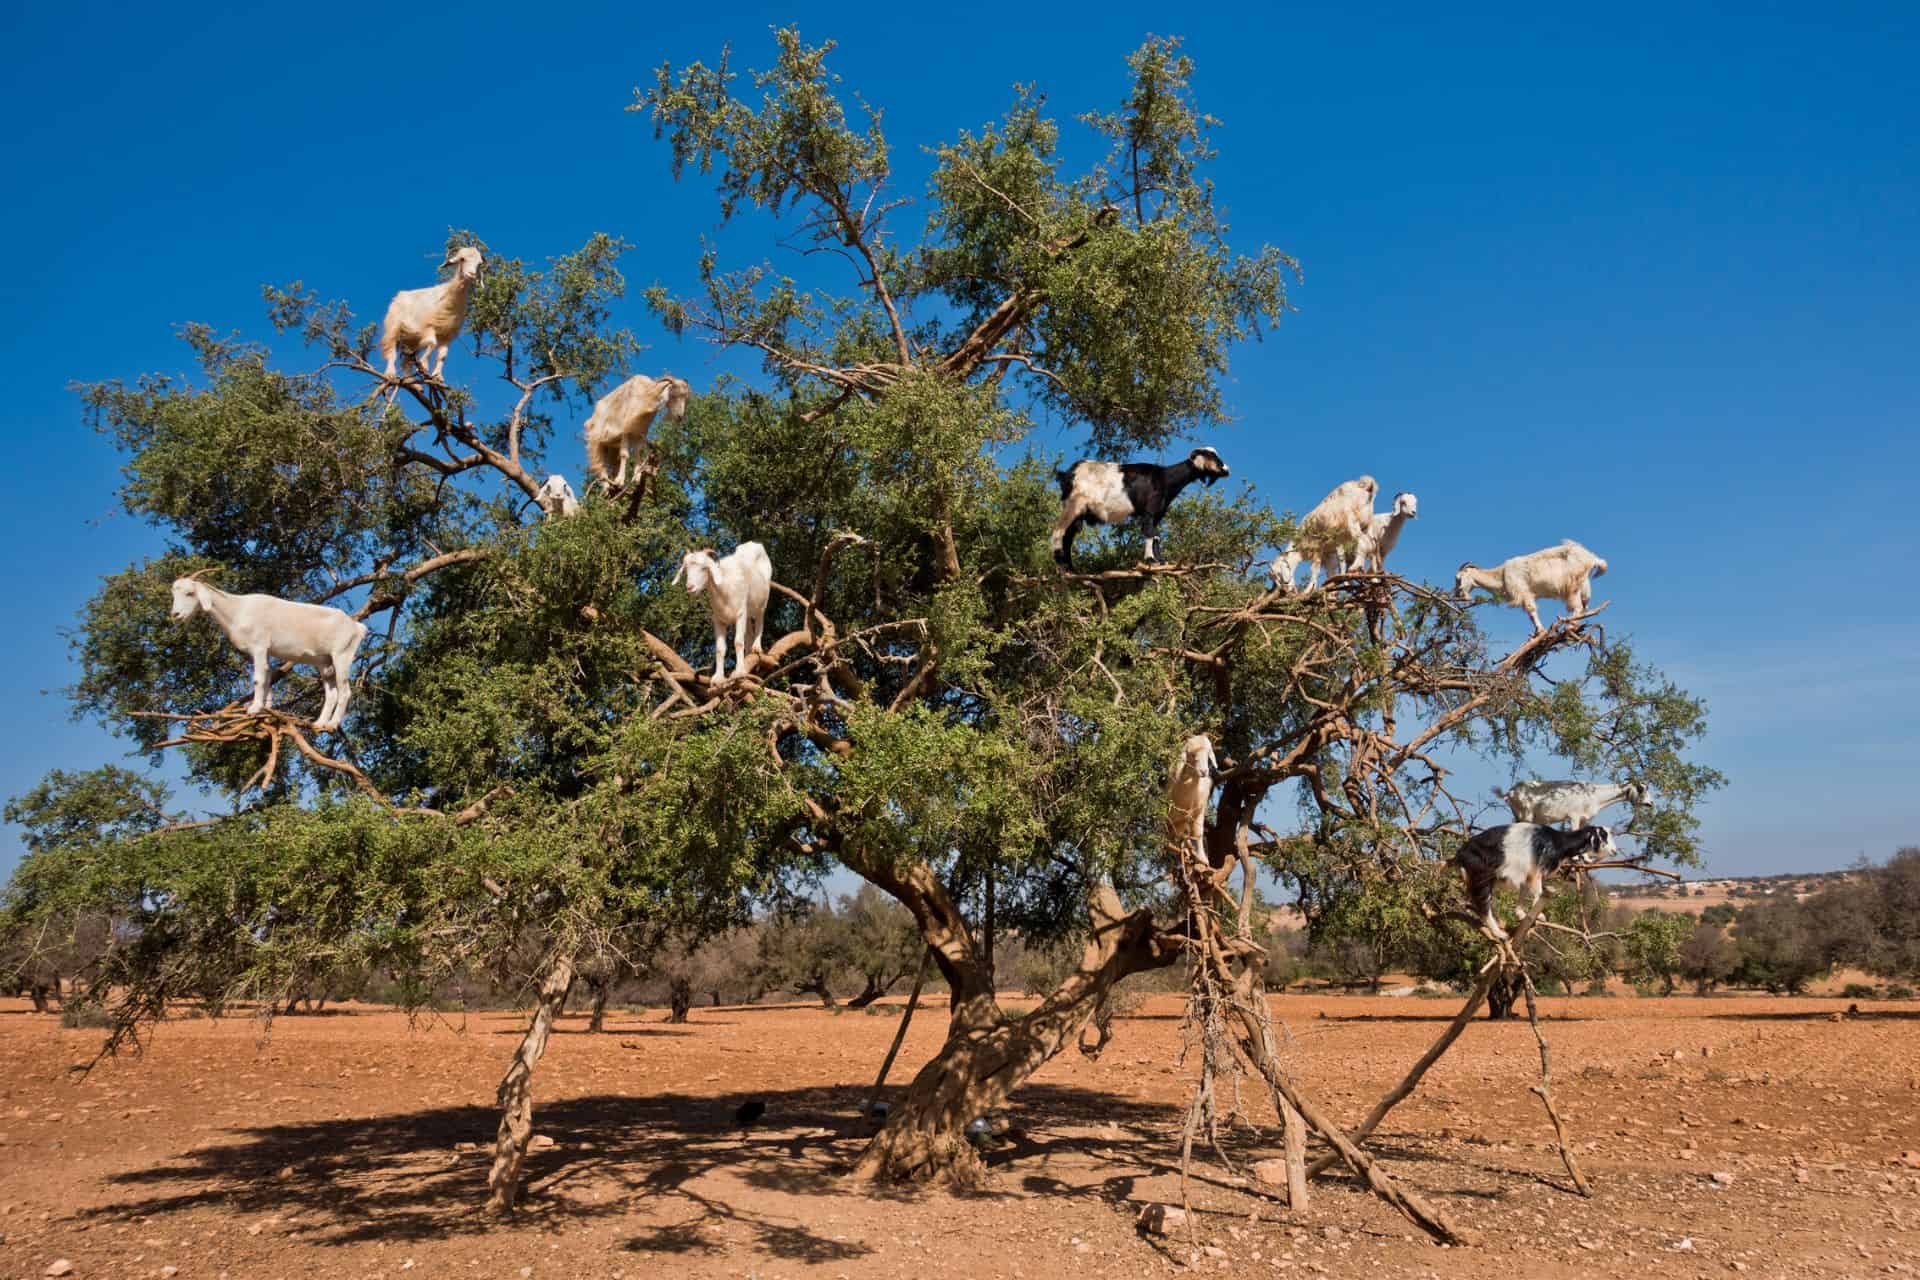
[2,991,1917,1278]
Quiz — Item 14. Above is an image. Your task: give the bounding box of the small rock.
[276,1165,294,1180]
[1250,1158,1290,1185]
[160,1270,178,1278]
[528,1134,556,1150]
[519,1270,533,1279]
[44,1113,63,1123]
[1670,1238,1694,1252]
[1672,1050,1685,1062]
[1136,1203,1187,1236]
[1794,1168,1810,1184]
[454,1142,479,1152]
[45,1262,74,1278]
[1321,1226,1342,1242]
[1711,1170,1735,1187]
[1899,1151,1920,1169]
[1202,1245,1227,1259]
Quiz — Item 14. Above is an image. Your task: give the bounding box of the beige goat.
[1454,539,1608,633]
[584,374,691,489]
[380,246,484,383]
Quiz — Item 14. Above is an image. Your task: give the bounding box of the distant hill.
[1604,868,1857,916]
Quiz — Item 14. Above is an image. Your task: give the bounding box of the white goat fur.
[1357,491,1419,572]
[585,375,691,488]
[1454,539,1608,633]
[170,578,368,731]
[1271,476,1378,590]
[1506,779,1647,830]
[1166,734,1218,861]
[380,246,483,382]
[535,474,580,518]
[673,542,773,681]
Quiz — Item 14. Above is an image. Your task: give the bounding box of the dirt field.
[3,992,1918,1279]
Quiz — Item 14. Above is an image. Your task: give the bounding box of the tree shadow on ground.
[1705,1007,1920,1022]
[76,1084,1188,1263]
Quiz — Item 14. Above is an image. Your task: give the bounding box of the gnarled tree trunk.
[851,872,1174,1185]
[486,953,575,1215]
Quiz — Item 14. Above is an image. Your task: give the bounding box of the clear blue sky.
[1,3,1914,879]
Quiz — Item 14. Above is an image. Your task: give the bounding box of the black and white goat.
[1051,447,1231,570]
[1451,823,1616,940]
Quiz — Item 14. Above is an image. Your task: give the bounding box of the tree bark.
[486,954,575,1215]
[668,978,692,1024]
[587,979,610,1033]
[852,880,1173,1184]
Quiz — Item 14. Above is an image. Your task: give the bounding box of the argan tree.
[2,29,1717,1231]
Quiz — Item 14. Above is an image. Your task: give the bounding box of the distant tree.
[1733,899,1824,994]
[1676,920,1738,994]
[838,886,922,1007]
[1700,902,1738,927]
[753,904,851,1007]
[1620,910,1689,994]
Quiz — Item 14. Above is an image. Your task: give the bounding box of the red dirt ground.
[2,991,1918,1278]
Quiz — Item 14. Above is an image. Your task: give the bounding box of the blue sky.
[1,3,1914,879]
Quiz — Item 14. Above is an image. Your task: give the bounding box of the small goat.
[534,474,580,518]
[380,246,484,383]
[672,542,773,681]
[1451,823,1616,940]
[1506,779,1647,830]
[170,577,368,732]
[1358,490,1419,572]
[1454,539,1608,633]
[1052,446,1231,570]
[1166,734,1218,863]
[585,374,692,490]
[1270,476,1378,591]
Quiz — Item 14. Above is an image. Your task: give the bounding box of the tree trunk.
[798,976,837,1008]
[486,954,575,1215]
[28,984,50,1014]
[983,865,996,995]
[846,974,899,1009]
[853,881,1172,1185]
[667,977,692,1023]
[587,979,610,1033]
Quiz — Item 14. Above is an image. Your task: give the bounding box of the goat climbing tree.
[0,28,1717,1228]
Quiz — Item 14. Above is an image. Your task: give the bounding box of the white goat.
[535,474,580,518]
[672,542,773,681]
[1454,539,1608,633]
[380,246,484,383]
[1506,779,1647,831]
[1357,490,1419,572]
[170,577,368,732]
[1166,734,1218,863]
[1270,476,1377,591]
[585,374,692,490]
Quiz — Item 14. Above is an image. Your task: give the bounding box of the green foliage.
[1619,909,1690,995]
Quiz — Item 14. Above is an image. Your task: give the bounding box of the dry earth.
[2,992,1918,1279]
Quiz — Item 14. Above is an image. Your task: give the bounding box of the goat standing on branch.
[672,542,772,682]
[1052,447,1230,570]
[1507,778,1647,830]
[1271,475,1377,591]
[1165,734,1218,865]
[1452,823,1616,941]
[169,576,368,732]
[585,374,691,490]
[1358,490,1419,572]
[380,246,484,384]
[1455,539,1608,633]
